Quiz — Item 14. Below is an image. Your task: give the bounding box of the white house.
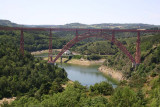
[64,50,72,55]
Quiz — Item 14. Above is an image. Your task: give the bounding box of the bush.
[89,81,113,96]
[72,55,82,59]
[110,86,146,107]
[150,76,160,89]
[87,54,101,60]
[150,72,158,77]
[129,73,146,88]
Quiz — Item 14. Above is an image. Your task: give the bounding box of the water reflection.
[59,63,117,87]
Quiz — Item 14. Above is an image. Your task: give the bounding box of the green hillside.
[0,20,21,27]
[0,42,68,100]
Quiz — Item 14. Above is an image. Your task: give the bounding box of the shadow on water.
[58,63,117,88]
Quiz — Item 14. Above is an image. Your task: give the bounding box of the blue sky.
[0,0,160,25]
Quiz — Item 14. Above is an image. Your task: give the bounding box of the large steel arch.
[53,31,135,63]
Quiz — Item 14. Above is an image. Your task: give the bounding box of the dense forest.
[0,43,68,100]
[0,26,160,106]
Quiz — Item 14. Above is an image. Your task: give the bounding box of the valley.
[0,21,160,106]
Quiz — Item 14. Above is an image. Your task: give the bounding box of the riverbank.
[98,65,125,81]
[43,57,105,66]
[67,59,105,66]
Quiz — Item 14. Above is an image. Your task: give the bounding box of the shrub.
[72,55,82,59]
[87,54,101,60]
[110,86,146,107]
[89,81,113,96]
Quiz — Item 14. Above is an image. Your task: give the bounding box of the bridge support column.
[60,56,62,64]
[135,31,141,65]
[76,29,78,36]
[48,29,53,63]
[20,29,24,56]
[75,29,79,39]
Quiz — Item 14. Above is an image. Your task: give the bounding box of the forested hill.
[0,19,160,29]
[0,42,68,99]
[0,20,21,27]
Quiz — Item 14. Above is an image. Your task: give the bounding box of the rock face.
[98,65,124,81]
[0,97,16,105]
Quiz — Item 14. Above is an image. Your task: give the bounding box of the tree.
[110,86,145,107]
[89,81,113,95]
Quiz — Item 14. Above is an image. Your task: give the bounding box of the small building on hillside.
[64,50,72,55]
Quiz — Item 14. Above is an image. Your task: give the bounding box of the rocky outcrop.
[98,65,125,81]
[0,97,16,105]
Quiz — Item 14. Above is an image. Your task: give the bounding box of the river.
[59,63,117,88]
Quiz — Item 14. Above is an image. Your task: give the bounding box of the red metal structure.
[0,26,160,65]
[52,31,136,64]
[48,29,53,63]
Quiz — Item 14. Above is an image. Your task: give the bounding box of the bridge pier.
[48,29,53,63]
[60,56,62,64]
[112,31,115,43]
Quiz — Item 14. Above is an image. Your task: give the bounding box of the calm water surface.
[59,63,117,87]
